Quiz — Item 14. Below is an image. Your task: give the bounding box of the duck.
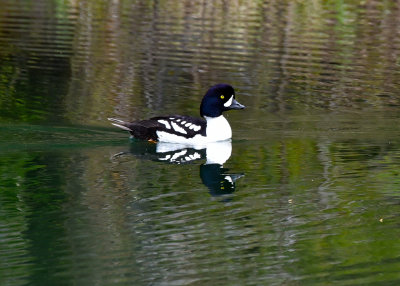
[108,84,245,143]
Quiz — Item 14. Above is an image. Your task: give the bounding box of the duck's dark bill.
[229,98,246,110]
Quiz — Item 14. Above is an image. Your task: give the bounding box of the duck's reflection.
[114,140,243,196]
[200,163,243,196]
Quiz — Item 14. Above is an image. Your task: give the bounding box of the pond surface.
[1,1,400,285]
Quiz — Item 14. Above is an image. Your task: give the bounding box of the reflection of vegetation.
[1,1,400,124]
[0,63,70,122]
[0,1,72,123]
[0,152,63,285]
[1,133,400,284]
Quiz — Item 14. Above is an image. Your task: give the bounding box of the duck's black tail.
[108,117,159,141]
[108,118,132,131]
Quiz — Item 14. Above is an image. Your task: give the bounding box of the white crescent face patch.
[223,95,234,107]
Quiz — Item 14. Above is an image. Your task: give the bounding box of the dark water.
[1,1,400,285]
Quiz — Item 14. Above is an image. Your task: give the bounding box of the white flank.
[204,115,232,141]
[223,95,234,107]
[156,131,206,144]
[184,124,199,131]
[185,122,191,127]
[181,121,186,124]
[158,119,171,129]
[171,121,187,134]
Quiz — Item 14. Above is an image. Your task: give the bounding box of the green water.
[1,1,400,285]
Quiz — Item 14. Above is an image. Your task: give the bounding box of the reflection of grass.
[0,60,70,123]
[0,153,44,192]
[1,0,400,124]
[0,153,35,285]
[0,124,126,153]
[0,125,400,284]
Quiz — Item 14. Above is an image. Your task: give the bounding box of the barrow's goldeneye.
[108,84,245,143]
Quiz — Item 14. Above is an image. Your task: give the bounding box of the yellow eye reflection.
[220,95,224,99]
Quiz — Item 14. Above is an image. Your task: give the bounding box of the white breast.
[204,115,232,142]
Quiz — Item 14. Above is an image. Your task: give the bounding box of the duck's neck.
[204,115,232,142]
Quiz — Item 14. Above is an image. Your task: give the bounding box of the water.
[1,0,400,285]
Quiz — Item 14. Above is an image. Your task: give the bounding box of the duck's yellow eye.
[220,95,224,99]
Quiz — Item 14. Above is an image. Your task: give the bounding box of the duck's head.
[200,84,245,118]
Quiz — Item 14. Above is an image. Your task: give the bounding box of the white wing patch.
[189,125,201,131]
[224,95,234,107]
[178,119,202,132]
[158,119,171,129]
[171,121,187,134]
[155,117,204,142]
[156,131,206,144]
